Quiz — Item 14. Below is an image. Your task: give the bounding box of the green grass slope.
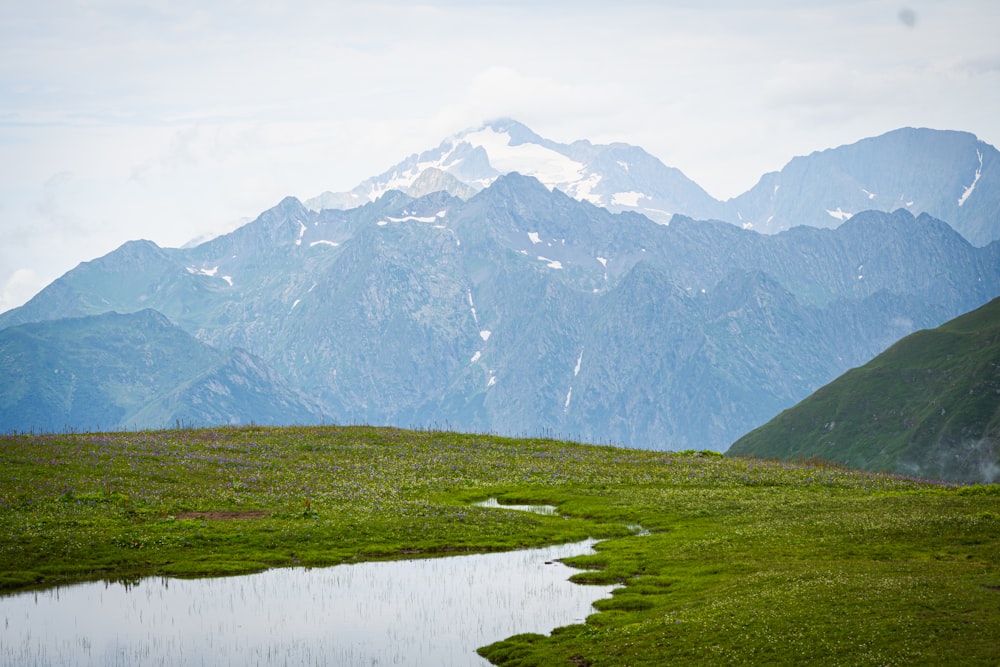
[2,426,998,665]
[728,296,1000,483]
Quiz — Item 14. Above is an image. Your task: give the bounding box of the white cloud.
[0,269,46,313]
[34,171,76,227]
[431,67,620,134]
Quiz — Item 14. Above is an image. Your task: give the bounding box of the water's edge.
[0,500,619,667]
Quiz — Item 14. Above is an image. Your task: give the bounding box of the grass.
[2,425,998,665]
[728,296,1000,483]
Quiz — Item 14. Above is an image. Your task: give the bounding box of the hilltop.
[728,297,1000,483]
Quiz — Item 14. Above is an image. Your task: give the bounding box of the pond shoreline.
[0,535,616,667]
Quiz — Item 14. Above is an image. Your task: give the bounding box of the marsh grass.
[2,426,998,665]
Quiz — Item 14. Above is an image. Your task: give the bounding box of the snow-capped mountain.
[4,121,1000,445]
[308,121,1000,246]
[306,118,728,224]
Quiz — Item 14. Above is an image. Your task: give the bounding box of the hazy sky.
[1,0,998,312]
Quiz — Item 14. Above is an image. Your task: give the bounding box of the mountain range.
[307,119,999,246]
[2,132,999,452]
[728,296,1000,484]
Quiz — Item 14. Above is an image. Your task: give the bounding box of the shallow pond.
[471,498,558,515]
[1,539,614,667]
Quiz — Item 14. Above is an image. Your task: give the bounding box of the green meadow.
[2,425,998,665]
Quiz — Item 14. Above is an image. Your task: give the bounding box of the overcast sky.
[2,0,998,312]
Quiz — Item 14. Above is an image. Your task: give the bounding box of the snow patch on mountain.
[612,192,646,207]
[826,207,853,222]
[567,172,603,204]
[467,289,480,326]
[646,208,672,222]
[367,172,417,201]
[188,266,233,286]
[462,127,585,186]
[386,214,440,223]
[958,149,984,207]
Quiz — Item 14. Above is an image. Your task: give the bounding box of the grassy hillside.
[728,296,1000,483]
[1,425,998,664]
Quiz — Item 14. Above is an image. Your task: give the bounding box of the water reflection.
[1,540,614,667]
[471,498,558,515]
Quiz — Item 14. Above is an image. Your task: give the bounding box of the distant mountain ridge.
[4,120,999,442]
[729,127,1000,246]
[3,173,998,447]
[727,297,1000,484]
[307,121,1000,246]
[0,310,323,433]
